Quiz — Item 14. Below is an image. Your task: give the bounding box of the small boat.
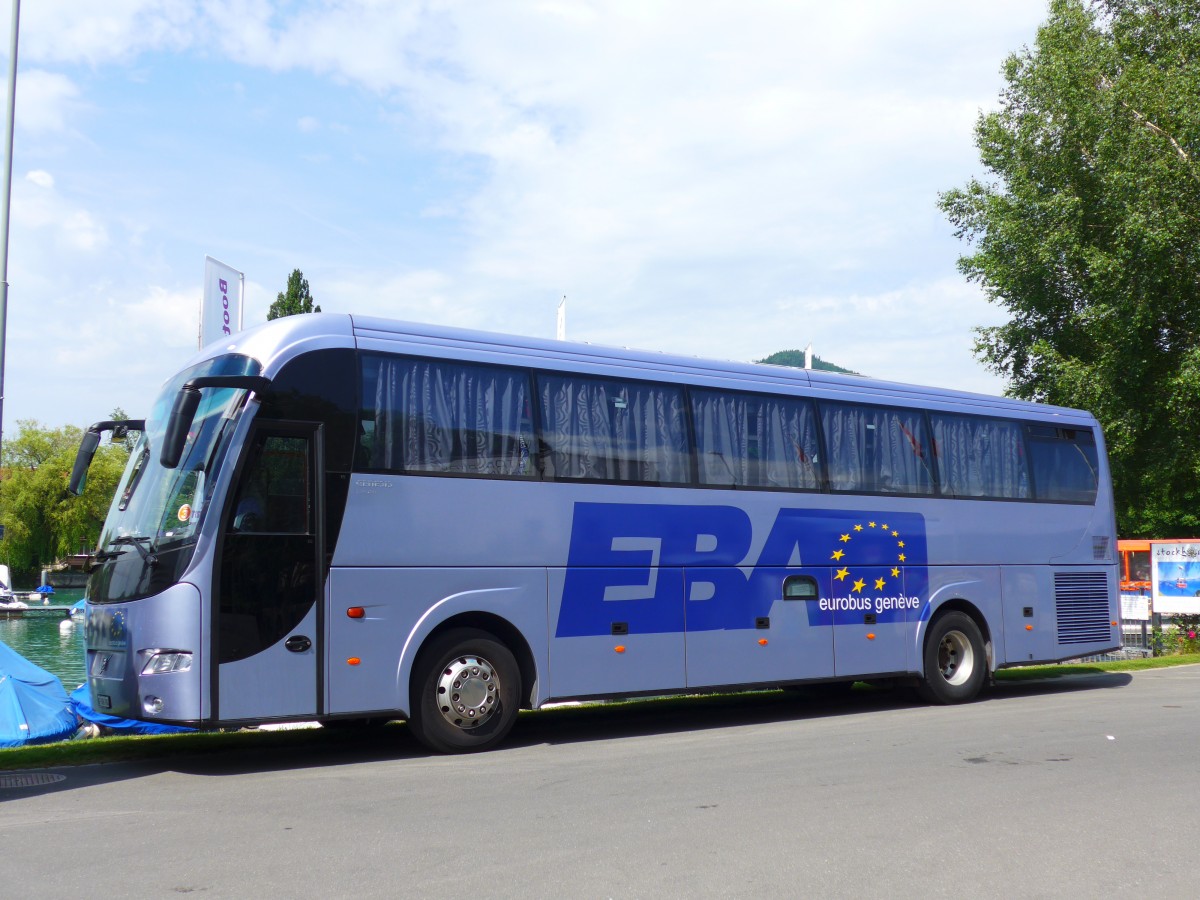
[0,563,18,608]
[1,641,77,748]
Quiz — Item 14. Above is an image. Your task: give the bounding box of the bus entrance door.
[215,423,324,721]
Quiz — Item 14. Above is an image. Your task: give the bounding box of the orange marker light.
[1026,624,1034,631]
[614,645,626,654]
[758,638,768,646]
[866,633,876,641]
[347,607,365,619]
[1111,621,1118,627]
[347,657,361,666]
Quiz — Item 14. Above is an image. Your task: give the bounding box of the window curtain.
[931,414,1029,499]
[692,390,820,489]
[821,403,933,494]
[539,375,688,483]
[371,357,532,476]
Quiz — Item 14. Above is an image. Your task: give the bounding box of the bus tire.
[409,628,521,754]
[917,611,985,704]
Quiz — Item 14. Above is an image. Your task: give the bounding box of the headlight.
[141,650,193,675]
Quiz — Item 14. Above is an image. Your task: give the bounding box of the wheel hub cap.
[938,631,975,686]
[436,654,500,730]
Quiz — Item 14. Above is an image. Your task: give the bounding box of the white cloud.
[3,1,1051,427]
[11,174,108,253]
[25,169,54,188]
[15,70,83,135]
[20,1,201,66]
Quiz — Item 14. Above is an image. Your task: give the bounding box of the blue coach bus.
[70,314,1120,752]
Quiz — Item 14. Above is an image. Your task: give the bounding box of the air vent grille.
[1055,571,1111,645]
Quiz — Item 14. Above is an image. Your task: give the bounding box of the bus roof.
[203,312,1099,426]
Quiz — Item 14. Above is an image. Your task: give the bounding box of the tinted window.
[692,389,820,489]
[930,413,1029,499]
[539,374,689,484]
[362,355,535,477]
[820,402,934,495]
[1027,426,1098,503]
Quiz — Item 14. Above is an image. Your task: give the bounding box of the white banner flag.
[201,256,244,348]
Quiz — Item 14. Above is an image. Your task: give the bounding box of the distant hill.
[757,349,859,375]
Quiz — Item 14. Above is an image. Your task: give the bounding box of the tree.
[939,0,1200,537]
[758,349,859,375]
[0,419,130,578]
[267,268,322,320]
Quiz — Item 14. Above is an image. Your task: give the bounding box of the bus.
[70,313,1120,752]
[1118,540,1151,594]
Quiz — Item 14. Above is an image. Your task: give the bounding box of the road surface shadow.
[0,670,1133,798]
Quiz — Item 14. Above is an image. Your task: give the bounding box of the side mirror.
[160,388,202,469]
[68,419,145,495]
[68,430,102,496]
[159,375,271,469]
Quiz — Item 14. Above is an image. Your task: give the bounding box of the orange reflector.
[1111,621,1118,627]
[347,657,361,666]
[614,645,626,654]
[1025,624,1033,631]
[866,633,876,640]
[758,638,768,646]
[347,607,365,619]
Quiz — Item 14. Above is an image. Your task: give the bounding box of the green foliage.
[940,0,1200,537]
[0,419,130,578]
[1152,616,1200,656]
[758,349,858,375]
[266,268,322,320]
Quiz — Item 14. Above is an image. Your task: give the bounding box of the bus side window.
[820,401,933,495]
[538,374,690,485]
[1026,426,1098,503]
[929,413,1029,499]
[365,354,535,478]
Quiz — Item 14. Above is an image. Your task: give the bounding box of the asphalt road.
[3,667,1198,898]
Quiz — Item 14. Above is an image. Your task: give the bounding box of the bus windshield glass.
[96,354,262,568]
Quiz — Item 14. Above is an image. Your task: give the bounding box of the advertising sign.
[201,256,243,348]
[1151,541,1200,615]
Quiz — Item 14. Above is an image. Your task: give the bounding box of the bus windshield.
[92,354,262,601]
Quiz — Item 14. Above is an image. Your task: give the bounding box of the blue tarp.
[69,684,194,735]
[0,640,77,748]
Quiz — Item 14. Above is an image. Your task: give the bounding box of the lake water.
[1,588,88,688]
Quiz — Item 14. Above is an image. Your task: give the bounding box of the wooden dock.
[0,605,75,619]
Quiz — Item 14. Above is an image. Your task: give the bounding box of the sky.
[0,0,1054,433]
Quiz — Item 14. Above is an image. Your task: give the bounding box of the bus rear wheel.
[917,611,985,704]
[409,628,521,753]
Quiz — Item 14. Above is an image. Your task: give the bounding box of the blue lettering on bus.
[557,502,928,637]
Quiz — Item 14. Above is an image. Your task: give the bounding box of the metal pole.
[0,0,20,457]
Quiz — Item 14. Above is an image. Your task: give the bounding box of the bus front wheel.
[409,628,521,753]
[917,612,986,704]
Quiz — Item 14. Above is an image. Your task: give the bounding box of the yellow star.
[868,521,876,528]
[839,533,851,543]
[854,524,863,532]
[892,530,899,537]
[891,567,900,577]
[881,523,889,531]
[874,577,886,591]
[898,553,907,562]
[831,549,845,561]
[834,567,849,581]
[852,578,866,593]
[897,540,905,548]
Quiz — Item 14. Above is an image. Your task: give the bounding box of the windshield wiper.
[108,535,159,567]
